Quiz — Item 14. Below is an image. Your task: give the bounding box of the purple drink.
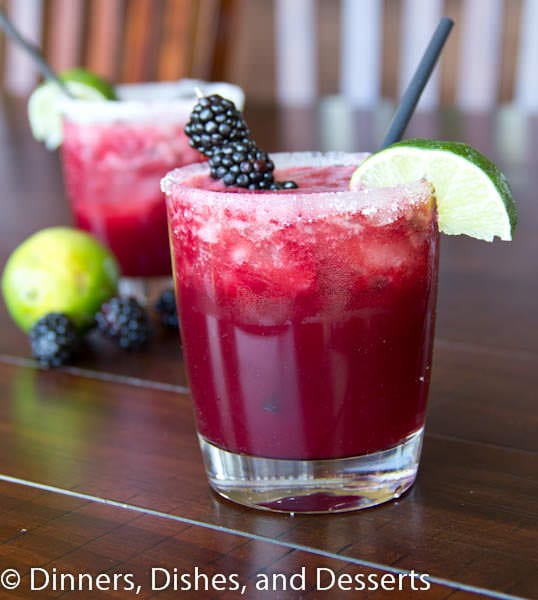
[60,81,244,280]
[163,152,438,513]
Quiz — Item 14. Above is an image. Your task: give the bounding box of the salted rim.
[161,151,434,214]
[60,79,245,124]
[161,152,366,197]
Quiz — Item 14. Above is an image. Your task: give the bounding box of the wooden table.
[0,95,536,599]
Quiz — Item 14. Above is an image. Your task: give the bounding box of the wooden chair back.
[275,0,538,111]
[0,0,239,95]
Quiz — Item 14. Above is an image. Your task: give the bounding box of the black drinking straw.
[381,16,454,149]
[0,7,74,97]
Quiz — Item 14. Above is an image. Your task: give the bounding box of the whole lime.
[2,227,119,332]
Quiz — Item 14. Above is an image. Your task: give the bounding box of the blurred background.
[0,0,536,112]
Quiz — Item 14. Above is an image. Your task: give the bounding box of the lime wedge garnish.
[28,68,117,150]
[349,139,517,241]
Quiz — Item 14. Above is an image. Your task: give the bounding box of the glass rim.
[60,79,244,124]
[161,151,434,213]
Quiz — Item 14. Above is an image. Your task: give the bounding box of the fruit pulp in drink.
[62,120,203,277]
[164,154,439,460]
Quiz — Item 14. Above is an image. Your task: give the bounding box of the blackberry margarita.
[162,152,439,513]
[60,81,244,278]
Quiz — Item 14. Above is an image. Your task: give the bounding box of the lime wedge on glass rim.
[349,139,517,241]
[28,67,117,150]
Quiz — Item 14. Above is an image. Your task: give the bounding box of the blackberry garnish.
[29,312,78,368]
[185,94,250,157]
[96,296,150,350]
[184,94,298,190]
[209,141,299,190]
[209,140,276,189]
[155,289,179,330]
[270,180,299,190]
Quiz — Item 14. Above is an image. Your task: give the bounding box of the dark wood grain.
[0,479,484,600]
[1,95,537,599]
[0,361,535,598]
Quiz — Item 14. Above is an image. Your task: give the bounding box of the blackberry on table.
[29,312,78,368]
[155,288,179,330]
[96,296,150,350]
[185,94,250,157]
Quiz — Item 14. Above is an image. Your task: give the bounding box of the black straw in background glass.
[381,16,454,149]
[0,7,74,97]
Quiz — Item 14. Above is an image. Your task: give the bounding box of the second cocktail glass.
[60,80,244,294]
[162,152,439,513]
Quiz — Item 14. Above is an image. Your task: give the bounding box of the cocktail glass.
[60,79,244,299]
[162,152,439,513]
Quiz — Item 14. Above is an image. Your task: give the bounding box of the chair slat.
[274,0,317,105]
[46,0,85,73]
[3,0,44,95]
[457,0,503,110]
[340,0,382,107]
[85,0,125,82]
[497,0,522,104]
[189,0,219,80]
[514,0,538,110]
[399,0,443,110]
[120,0,162,83]
[157,0,194,81]
[381,0,403,101]
[210,0,239,80]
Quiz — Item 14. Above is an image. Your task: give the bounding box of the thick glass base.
[118,276,173,305]
[199,428,424,514]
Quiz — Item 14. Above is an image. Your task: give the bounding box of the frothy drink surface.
[166,161,439,459]
[190,165,355,193]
